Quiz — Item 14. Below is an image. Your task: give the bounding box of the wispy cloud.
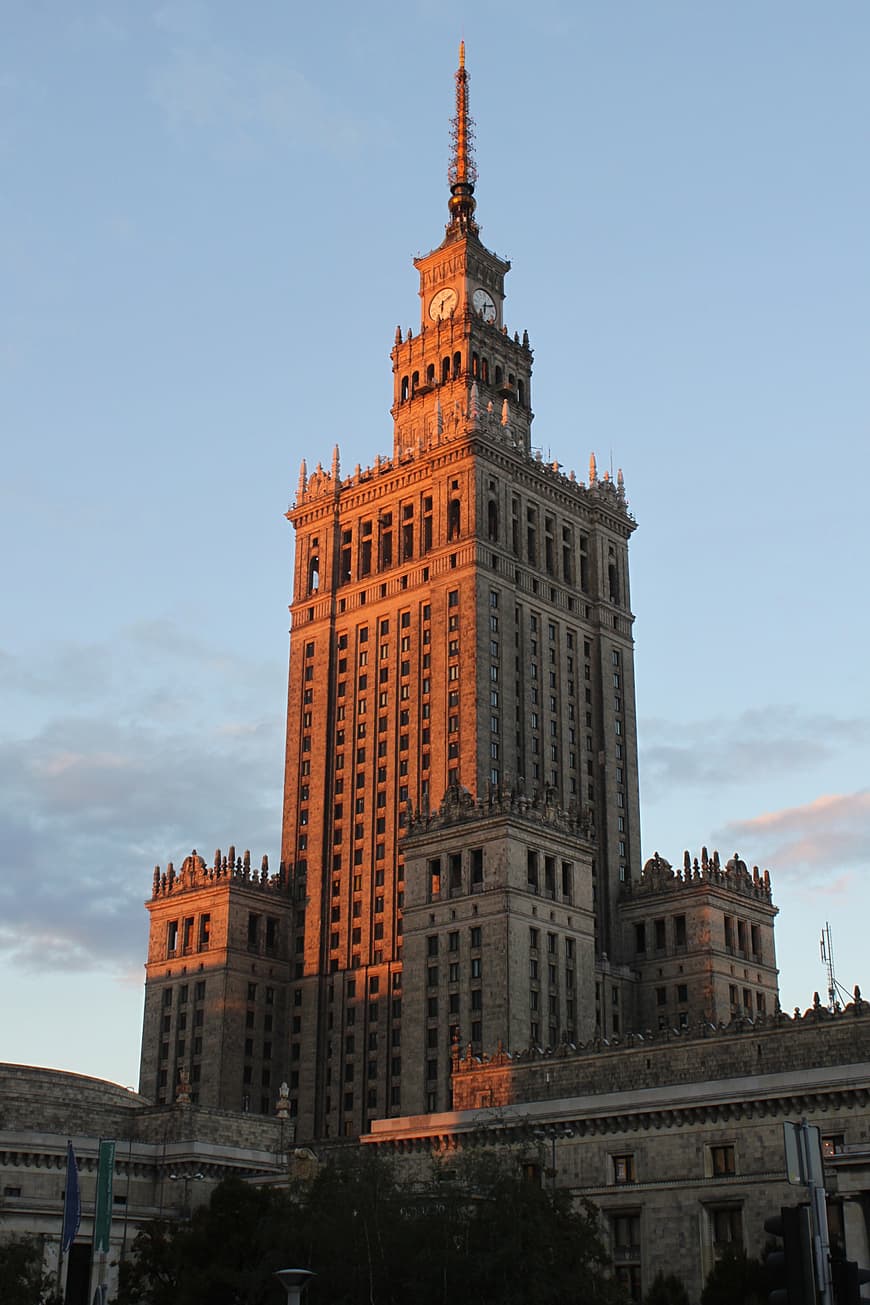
[714,790,870,882]
[0,622,283,973]
[640,705,870,797]
[149,42,371,160]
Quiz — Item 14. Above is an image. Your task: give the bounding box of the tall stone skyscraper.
[281,46,641,1138]
[139,49,779,1138]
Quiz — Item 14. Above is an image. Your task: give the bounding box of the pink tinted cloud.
[715,790,870,879]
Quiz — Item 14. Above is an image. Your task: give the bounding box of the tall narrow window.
[380,513,393,569]
[526,507,537,565]
[402,506,414,560]
[422,496,433,553]
[360,521,372,577]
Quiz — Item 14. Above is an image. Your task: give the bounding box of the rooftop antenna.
[820,922,852,1011]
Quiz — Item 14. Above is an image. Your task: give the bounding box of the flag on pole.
[62,1141,81,1252]
[93,1140,116,1253]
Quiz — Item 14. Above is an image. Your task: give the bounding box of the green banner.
[93,1140,116,1253]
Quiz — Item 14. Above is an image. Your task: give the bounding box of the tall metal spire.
[447,41,478,236]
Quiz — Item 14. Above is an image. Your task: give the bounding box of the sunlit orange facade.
[279,50,642,1139]
[139,50,780,1141]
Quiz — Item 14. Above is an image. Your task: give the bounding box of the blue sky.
[2,1,868,1088]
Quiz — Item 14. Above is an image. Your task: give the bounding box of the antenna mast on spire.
[820,921,853,1011]
[820,922,836,1010]
[447,41,478,235]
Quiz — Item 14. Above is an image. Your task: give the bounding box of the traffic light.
[831,1259,870,1305]
[764,1205,816,1305]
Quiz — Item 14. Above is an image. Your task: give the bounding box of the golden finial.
[447,44,478,235]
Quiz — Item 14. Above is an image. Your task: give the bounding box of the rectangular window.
[612,1154,636,1184]
[710,1206,743,1255]
[710,1144,736,1177]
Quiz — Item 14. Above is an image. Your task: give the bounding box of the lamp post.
[533,1126,575,1194]
[275,1268,316,1305]
[168,1170,205,1219]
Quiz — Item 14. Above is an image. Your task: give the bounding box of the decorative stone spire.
[331,444,340,481]
[589,452,597,485]
[297,459,307,499]
[447,42,478,236]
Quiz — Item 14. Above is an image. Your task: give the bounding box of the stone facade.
[617,850,779,1033]
[136,50,782,1148]
[139,849,298,1112]
[401,789,597,1113]
[274,46,643,1142]
[0,1063,291,1304]
[363,1005,870,1303]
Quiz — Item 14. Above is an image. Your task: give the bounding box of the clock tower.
[392,44,533,463]
[280,46,641,1137]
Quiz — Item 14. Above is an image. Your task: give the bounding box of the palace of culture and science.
[138,48,780,1142]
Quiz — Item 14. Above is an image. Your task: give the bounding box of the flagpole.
[59,1138,81,1304]
[90,1138,116,1305]
[56,1139,66,1295]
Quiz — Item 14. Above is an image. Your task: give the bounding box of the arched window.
[482,358,489,384]
[401,376,409,402]
[518,378,526,406]
[426,363,435,384]
[472,352,480,379]
[453,351,462,379]
[487,499,499,542]
[308,554,320,594]
[412,370,419,394]
[447,499,461,541]
[495,365,503,386]
[442,356,451,383]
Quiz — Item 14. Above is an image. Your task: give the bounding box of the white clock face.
[473,288,496,322]
[429,287,458,321]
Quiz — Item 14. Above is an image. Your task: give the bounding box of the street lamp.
[275,1268,316,1305]
[168,1171,205,1218]
[533,1126,575,1194]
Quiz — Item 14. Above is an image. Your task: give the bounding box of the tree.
[643,1270,690,1305]
[118,1153,624,1305]
[0,1236,60,1305]
[700,1246,768,1305]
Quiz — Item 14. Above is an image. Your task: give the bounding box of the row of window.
[398,353,526,403]
[526,852,575,902]
[165,913,210,958]
[305,483,465,594]
[605,1143,736,1187]
[724,914,764,960]
[635,914,688,956]
[427,849,484,901]
[161,980,206,1006]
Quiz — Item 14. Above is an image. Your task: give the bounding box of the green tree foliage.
[643,1270,690,1305]
[0,1236,60,1305]
[700,1246,768,1305]
[118,1152,624,1305]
